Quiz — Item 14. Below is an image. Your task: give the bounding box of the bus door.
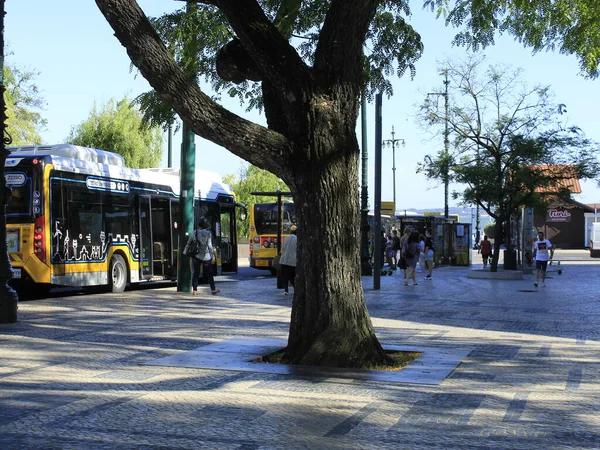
[150,197,172,279]
[220,204,237,273]
[139,196,153,279]
[170,199,179,279]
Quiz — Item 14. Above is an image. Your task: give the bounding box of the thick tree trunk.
[95,0,389,369]
[285,123,390,367]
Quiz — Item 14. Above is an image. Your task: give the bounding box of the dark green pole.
[176,1,198,292]
[0,0,18,322]
[360,92,372,276]
[373,93,383,290]
[167,123,173,168]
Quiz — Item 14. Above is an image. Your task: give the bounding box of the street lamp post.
[382,126,405,211]
[427,70,450,219]
[427,70,450,264]
[0,0,18,323]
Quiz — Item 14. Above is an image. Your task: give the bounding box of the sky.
[6,1,600,211]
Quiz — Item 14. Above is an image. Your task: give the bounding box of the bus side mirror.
[240,209,248,221]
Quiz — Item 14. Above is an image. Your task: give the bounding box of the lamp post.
[427,70,450,219]
[0,0,18,323]
[427,70,450,264]
[382,126,405,211]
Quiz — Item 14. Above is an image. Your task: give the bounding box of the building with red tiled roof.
[531,166,597,248]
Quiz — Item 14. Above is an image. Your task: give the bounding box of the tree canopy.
[5,64,46,146]
[66,97,163,169]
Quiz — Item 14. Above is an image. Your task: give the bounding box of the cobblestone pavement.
[1,261,600,449]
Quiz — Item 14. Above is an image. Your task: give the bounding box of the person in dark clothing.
[186,217,220,296]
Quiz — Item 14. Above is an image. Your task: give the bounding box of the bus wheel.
[109,254,128,293]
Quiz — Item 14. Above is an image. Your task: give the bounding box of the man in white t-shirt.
[533,231,554,288]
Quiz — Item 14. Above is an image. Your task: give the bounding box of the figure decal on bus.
[91,246,101,260]
[72,239,78,260]
[53,221,63,260]
[78,245,90,261]
[130,234,138,259]
[100,231,107,256]
[63,230,70,260]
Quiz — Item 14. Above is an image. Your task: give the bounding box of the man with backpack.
[185,217,220,296]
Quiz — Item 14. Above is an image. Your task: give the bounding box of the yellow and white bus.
[248,200,296,274]
[5,144,241,296]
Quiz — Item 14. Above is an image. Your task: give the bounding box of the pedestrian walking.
[391,229,401,268]
[533,231,554,288]
[478,235,492,269]
[185,217,220,296]
[403,232,420,286]
[385,234,396,270]
[279,225,297,295]
[418,234,426,271]
[424,236,434,279]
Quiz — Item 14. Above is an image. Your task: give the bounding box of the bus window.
[6,172,33,219]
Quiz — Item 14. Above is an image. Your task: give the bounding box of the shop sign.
[547,209,571,222]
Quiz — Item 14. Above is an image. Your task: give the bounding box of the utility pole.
[443,70,449,220]
[0,0,18,323]
[176,0,199,292]
[167,123,173,168]
[427,70,451,264]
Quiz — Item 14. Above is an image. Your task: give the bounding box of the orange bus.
[248,200,296,274]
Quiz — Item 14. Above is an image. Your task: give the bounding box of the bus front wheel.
[109,254,128,293]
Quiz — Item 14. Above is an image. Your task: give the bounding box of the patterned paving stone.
[1,261,600,448]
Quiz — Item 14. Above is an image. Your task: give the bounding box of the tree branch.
[94,0,291,175]
[314,0,378,89]
[213,0,313,95]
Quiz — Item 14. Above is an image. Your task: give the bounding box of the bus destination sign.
[86,177,130,193]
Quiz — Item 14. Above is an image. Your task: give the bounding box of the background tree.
[223,165,289,241]
[419,55,599,271]
[67,97,163,168]
[95,0,600,367]
[5,64,46,146]
[483,222,495,240]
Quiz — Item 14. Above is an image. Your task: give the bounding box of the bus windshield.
[253,202,296,235]
[5,171,35,221]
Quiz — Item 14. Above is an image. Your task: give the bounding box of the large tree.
[67,97,163,168]
[419,55,600,271]
[5,64,46,146]
[95,0,600,366]
[223,165,289,240]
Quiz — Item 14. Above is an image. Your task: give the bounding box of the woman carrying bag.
[185,217,220,296]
